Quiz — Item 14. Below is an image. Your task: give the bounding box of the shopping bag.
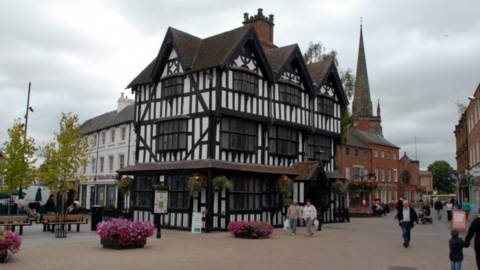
[313,220,319,230]
[283,219,290,231]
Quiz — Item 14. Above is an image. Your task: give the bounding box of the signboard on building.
[471,204,479,217]
[151,185,169,215]
[191,212,203,233]
[452,210,467,231]
[470,168,480,177]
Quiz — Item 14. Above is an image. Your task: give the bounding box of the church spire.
[377,99,381,117]
[352,23,373,118]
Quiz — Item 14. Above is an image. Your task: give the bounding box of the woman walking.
[302,199,317,238]
[462,198,471,221]
[446,199,454,222]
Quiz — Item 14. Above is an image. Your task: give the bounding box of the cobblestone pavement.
[2,210,478,270]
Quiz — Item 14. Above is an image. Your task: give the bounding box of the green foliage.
[212,175,231,191]
[38,113,91,196]
[0,119,37,194]
[427,160,455,194]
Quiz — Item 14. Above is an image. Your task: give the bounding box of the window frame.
[132,175,158,210]
[269,125,298,158]
[233,71,258,96]
[279,84,302,107]
[166,175,190,210]
[307,134,331,161]
[229,176,262,211]
[220,117,257,153]
[122,127,127,141]
[108,156,114,173]
[119,154,125,169]
[346,147,350,156]
[317,97,335,116]
[157,120,188,152]
[99,157,104,173]
[355,148,359,157]
[162,76,184,98]
[364,150,368,159]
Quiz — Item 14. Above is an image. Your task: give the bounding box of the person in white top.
[302,199,317,238]
[17,195,26,214]
[446,200,454,221]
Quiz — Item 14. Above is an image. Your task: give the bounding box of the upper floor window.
[307,134,331,161]
[346,147,350,156]
[102,132,106,145]
[122,127,127,141]
[364,150,368,159]
[119,154,125,169]
[318,97,334,116]
[393,152,397,160]
[355,149,359,157]
[162,76,183,98]
[109,156,114,173]
[221,118,256,152]
[381,151,385,158]
[279,84,301,106]
[91,158,96,173]
[374,150,378,158]
[345,167,351,179]
[233,71,258,95]
[387,151,390,159]
[269,126,297,157]
[99,157,104,173]
[93,135,97,146]
[157,120,187,152]
[111,130,115,143]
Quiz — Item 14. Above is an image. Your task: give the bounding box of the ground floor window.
[229,176,261,210]
[166,175,190,210]
[132,175,157,208]
[262,179,281,208]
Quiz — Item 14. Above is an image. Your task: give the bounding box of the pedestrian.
[302,199,317,237]
[450,229,469,270]
[446,200,454,221]
[462,198,471,221]
[435,198,444,222]
[465,206,480,269]
[17,195,26,214]
[44,194,55,231]
[286,200,301,236]
[396,200,418,248]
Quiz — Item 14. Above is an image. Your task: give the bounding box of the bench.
[40,214,88,233]
[0,215,32,235]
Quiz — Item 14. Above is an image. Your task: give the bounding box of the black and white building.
[119,9,349,231]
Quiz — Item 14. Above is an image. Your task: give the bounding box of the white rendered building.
[79,93,135,210]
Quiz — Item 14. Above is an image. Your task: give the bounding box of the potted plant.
[276,175,293,205]
[188,173,208,198]
[0,229,22,263]
[227,220,274,239]
[96,218,155,249]
[212,175,231,191]
[331,180,346,196]
[118,177,134,197]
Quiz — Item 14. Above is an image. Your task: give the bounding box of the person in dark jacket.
[396,200,418,248]
[465,207,480,269]
[434,199,444,222]
[67,203,80,214]
[44,194,56,231]
[450,229,469,270]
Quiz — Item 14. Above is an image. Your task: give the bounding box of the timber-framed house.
[119,9,349,231]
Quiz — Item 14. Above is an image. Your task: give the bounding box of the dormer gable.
[308,59,349,106]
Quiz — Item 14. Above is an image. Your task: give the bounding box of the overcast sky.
[1,0,479,170]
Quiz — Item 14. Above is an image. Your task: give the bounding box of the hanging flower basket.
[188,173,208,198]
[212,175,231,192]
[276,175,293,199]
[368,180,378,191]
[427,190,434,195]
[347,180,359,193]
[331,179,346,196]
[118,177,134,197]
[0,229,22,263]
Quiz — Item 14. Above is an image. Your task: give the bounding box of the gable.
[308,60,349,106]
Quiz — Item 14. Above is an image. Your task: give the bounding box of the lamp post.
[19,82,34,201]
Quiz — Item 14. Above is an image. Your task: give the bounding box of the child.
[449,229,469,270]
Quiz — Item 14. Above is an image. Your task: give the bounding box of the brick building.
[454,110,468,202]
[398,153,422,203]
[419,170,433,195]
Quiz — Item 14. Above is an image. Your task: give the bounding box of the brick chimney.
[243,8,277,51]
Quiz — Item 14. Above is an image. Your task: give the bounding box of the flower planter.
[101,238,145,250]
[0,251,7,263]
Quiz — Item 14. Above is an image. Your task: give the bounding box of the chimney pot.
[244,12,249,21]
[121,92,124,99]
[269,14,274,22]
[258,8,263,17]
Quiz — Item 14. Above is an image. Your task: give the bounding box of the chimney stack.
[242,8,276,51]
[117,92,134,113]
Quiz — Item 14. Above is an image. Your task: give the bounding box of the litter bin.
[91,205,104,231]
[29,202,40,213]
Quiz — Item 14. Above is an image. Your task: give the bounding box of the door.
[90,186,96,208]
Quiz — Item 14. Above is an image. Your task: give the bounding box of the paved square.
[2,210,477,270]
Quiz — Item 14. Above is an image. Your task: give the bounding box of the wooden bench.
[0,215,32,235]
[40,214,89,233]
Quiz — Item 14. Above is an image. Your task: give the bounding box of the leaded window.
[162,76,183,98]
[220,118,257,152]
[229,176,261,210]
[269,126,298,157]
[262,179,280,208]
[318,97,334,116]
[166,175,190,210]
[278,84,301,106]
[132,175,157,208]
[307,134,331,161]
[233,71,258,95]
[157,120,187,152]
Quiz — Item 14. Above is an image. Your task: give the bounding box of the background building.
[79,93,135,210]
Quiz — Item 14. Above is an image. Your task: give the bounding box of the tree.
[0,119,37,215]
[427,160,455,194]
[303,41,356,145]
[38,113,90,213]
[455,100,467,118]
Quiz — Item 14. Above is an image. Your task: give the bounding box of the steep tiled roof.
[346,132,371,149]
[127,58,156,88]
[355,129,400,148]
[79,105,134,135]
[307,59,334,85]
[264,44,296,72]
[170,28,201,69]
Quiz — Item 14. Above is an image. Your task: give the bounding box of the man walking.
[397,201,418,248]
[434,198,444,222]
[286,200,302,236]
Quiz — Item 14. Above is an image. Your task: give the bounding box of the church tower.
[352,24,383,136]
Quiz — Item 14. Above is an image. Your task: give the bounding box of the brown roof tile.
[264,44,297,72]
[307,59,334,85]
[127,58,156,88]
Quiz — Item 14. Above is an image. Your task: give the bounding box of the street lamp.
[19,83,34,202]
